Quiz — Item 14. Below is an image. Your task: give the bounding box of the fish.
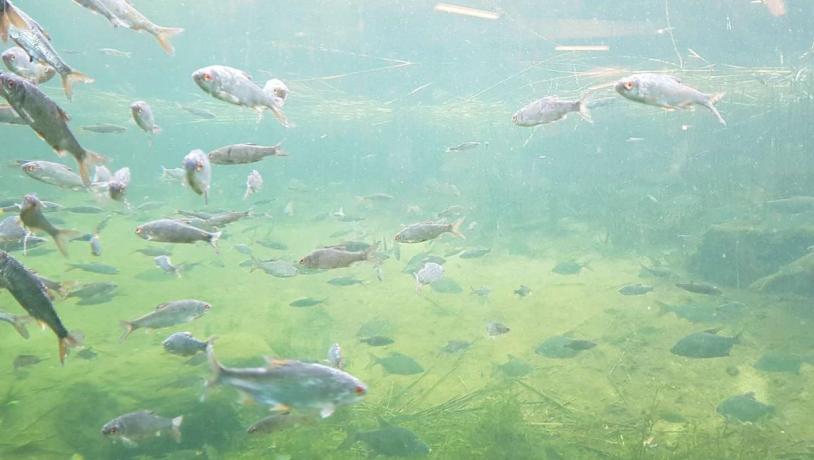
[162,331,210,356]
[0,250,81,363]
[289,297,325,308]
[205,343,367,418]
[135,219,221,248]
[440,340,472,353]
[371,352,424,375]
[101,411,183,447]
[486,321,510,337]
[356,192,394,204]
[402,253,445,274]
[20,161,85,190]
[470,286,491,299]
[19,194,77,257]
[766,196,814,214]
[80,123,126,134]
[73,0,184,55]
[1,46,55,83]
[326,343,344,369]
[0,0,29,42]
[256,239,287,250]
[495,354,532,378]
[67,262,119,274]
[656,301,719,323]
[244,170,262,199]
[535,336,596,358]
[208,142,286,165]
[514,285,531,297]
[13,353,43,369]
[414,261,443,291]
[327,276,365,286]
[183,149,211,204]
[130,100,160,134]
[0,309,29,337]
[106,167,130,202]
[202,211,251,228]
[160,165,185,183]
[0,73,104,184]
[445,141,486,152]
[98,47,130,58]
[135,247,171,257]
[675,281,721,296]
[192,65,289,127]
[716,393,774,423]
[618,283,653,295]
[247,257,298,278]
[459,247,490,259]
[89,233,101,256]
[179,104,216,119]
[360,335,394,346]
[512,93,593,127]
[615,73,726,126]
[7,10,92,98]
[299,244,378,270]
[429,277,462,294]
[246,412,305,435]
[0,103,24,124]
[753,351,801,374]
[394,219,464,243]
[120,299,211,340]
[66,282,117,299]
[154,255,180,277]
[639,263,673,278]
[339,419,430,457]
[670,329,740,358]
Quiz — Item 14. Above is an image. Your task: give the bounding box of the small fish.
[89,233,101,256]
[192,65,289,127]
[67,262,118,275]
[0,309,29,337]
[514,285,531,297]
[360,336,394,346]
[154,255,180,277]
[13,353,42,369]
[446,141,487,153]
[2,46,55,83]
[74,0,184,56]
[766,196,814,214]
[121,299,211,340]
[66,282,117,299]
[179,104,216,119]
[289,297,325,308]
[552,260,589,275]
[162,331,209,356]
[414,262,443,291]
[208,142,286,165]
[356,192,394,204]
[130,100,160,134]
[327,343,344,369]
[339,419,430,457]
[79,123,126,135]
[160,166,185,183]
[618,283,653,296]
[299,244,378,270]
[486,321,510,337]
[459,247,490,259]
[19,194,77,257]
[440,340,471,353]
[136,219,221,249]
[106,167,130,202]
[495,354,532,378]
[394,219,464,243]
[244,170,263,199]
[183,149,211,204]
[676,281,721,296]
[615,73,726,126]
[98,47,131,58]
[670,329,739,358]
[21,161,85,190]
[371,352,424,375]
[247,257,298,278]
[536,336,596,358]
[327,276,365,286]
[247,412,305,435]
[470,287,491,301]
[257,239,287,250]
[101,411,183,447]
[205,343,367,418]
[512,93,593,127]
[716,393,774,423]
[639,263,673,278]
[135,247,171,257]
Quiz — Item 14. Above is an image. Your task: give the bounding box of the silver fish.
[73,0,183,56]
[8,10,92,99]
[120,299,211,340]
[135,219,221,248]
[1,46,55,83]
[615,73,726,126]
[299,244,377,270]
[21,160,84,190]
[81,123,126,133]
[446,141,487,152]
[179,104,216,119]
[107,166,130,201]
[192,65,289,127]
[162,331,209,356]
[327,342,344,369]
[160,165,185,183]
[183,149,211,204]
[98,47,130,58]
[19,193,76,257]
[154,255,180,277]
[512,94,592,127]
[130,100,160,134]
[414,262,443,291]
[394,219,464,243]
[0,72,105,185]
[205,343,367,418]
[208,142,286,165]
[101,410,183,447]
[89,233,101,256]
[244,170,262,200]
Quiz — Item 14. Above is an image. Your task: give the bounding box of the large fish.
[205,343,367,418]
[8,10,92,99]
[72,0,184,55]
[0,250,81,363]
[192,65,289,127]
[0,73,105,185]
[615,73,726,126]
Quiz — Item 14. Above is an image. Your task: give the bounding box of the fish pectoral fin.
[319,404,336,418]
[271,403,290,414]
[120,437,138,448]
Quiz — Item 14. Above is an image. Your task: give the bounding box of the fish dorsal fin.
[264,357,289,368]
[155,302,169,310]
[702,327,722,335]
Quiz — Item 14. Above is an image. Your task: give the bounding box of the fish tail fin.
[364,241,381,264]
[61,71,94,101]
[154,26,184,56]
[78,150,107,186]
[58,332,83,365]
[119,321,134,342]
[247,256,258,272]
[577,93,593,123]
[268,104,291,128]
[202,340,221,401]
[54,229,80,258]
[450,218,465,239]
[170,416,183,443]
[209,231,221,249]
[705,92,726,126]
[11,315,30,339]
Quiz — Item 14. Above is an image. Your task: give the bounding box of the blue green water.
[1,1,814,459]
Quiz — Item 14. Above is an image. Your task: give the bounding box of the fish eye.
[7,80,15,89]
[203,72,212,81]
[624,81,634,90]
[8,55,14,61]
[354,385,366,395]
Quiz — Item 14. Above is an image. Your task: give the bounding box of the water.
[0,0,813,458]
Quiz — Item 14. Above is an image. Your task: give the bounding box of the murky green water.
[1,1,814,459]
